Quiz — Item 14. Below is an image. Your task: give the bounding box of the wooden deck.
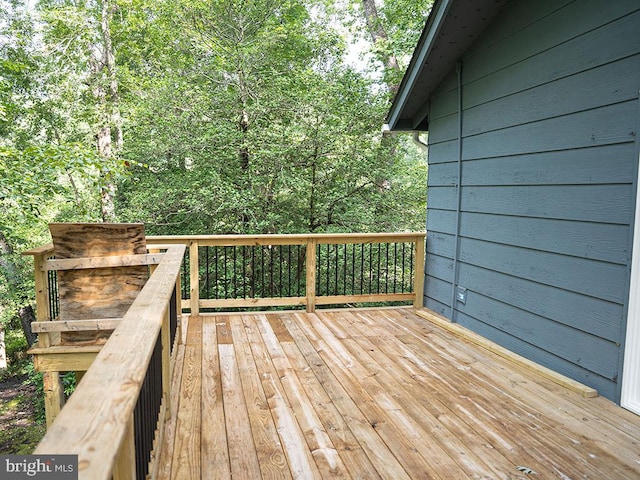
[156,307,640,479]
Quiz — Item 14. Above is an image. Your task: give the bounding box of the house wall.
[424,0,640,400]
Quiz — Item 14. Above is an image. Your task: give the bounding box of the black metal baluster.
[278,246,283,298]
[288,246,292,297]
[242,246,247,299]
[360,244,365,295]
[214,246,219,300]
[260,246,266,297]
[269,245,274,297]
[393,243,398,293]
[170,287,178,351]
[402,243,407,292]
[385,243,390,294]
[410,242,414,292]
[368,243,373,294]
[351,244,356,296]
[324,244,329,296]
[182,252,189,301]
[376,243,381,294]
[343,244,348,296]
[205,247,210,299]
[47,268,59,320]
[251,247,256,298]
[299,245,304,297]
[333,243,340,295]
[223,246,228,299]
[233,245,237,298]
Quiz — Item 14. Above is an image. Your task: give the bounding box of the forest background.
[0,0,432,441]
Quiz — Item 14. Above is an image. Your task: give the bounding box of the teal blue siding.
[424,0,640,400]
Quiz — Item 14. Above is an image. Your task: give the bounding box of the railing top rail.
[22,233,426,256]
[147,232,425,246]
[22,243,54,256]
[33,244,186,480]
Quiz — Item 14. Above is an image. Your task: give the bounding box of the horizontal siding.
[458,237,627,304]
[429,0,640,112]
[463,2,640,95]
[457,263,624,343]
[430,55,640,141]
[428,144,636,187]
[428,184,634,224]
[429,100,637,160]
[463,185,633,224]
[457,291,620,380]
[422,0,640,401]
[427,243,626,342]
[460,0,573,61]
[463,101,636,158]
[458,213,629,265]
[429,212,629,265]
[455,312,619,400]
[463,55,640,138]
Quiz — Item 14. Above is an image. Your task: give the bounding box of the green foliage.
[23,362,45,425]
[0,0,428,370]
[336,0,434,89]
[114,0,427,235]
[1,325,28,377]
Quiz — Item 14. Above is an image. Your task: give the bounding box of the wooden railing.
[147,233,426,313]
[26,233,424,479]
[30,244,185,480]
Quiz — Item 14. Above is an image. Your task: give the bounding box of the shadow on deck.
[158,307,640,479]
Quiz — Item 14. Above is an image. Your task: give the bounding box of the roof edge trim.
[386,0,453,130]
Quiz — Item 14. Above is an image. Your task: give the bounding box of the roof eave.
[386,0,510,132]
[386,0,453,132]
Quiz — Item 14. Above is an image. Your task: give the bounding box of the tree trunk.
[97,125,117,222]
[361,0,400,90]
[18,305,37,348]
[101,0,122,153]
[0,328,5,369]
[92,0,121,222]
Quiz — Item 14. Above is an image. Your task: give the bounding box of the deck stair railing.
[26,243,185,480]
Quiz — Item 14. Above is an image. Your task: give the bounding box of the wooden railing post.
[113,417,136,480]
[33,252,51,345]
[413,235,426,309]
[189,241,200,316]
[33,251,66,426]
[42,372,65,428]
[306,238,317,313]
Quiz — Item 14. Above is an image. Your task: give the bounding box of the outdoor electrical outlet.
[456,286,467,304]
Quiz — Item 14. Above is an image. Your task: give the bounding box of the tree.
[93,0,122,221]
[0,0,428,362]
[38,0,127,222]
[341,0,433,93]
[0,0,108,365]
[113,0,426,236]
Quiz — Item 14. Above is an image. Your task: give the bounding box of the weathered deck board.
[156,307,640,480]
[170,316,202,480]
[201,316,230,480]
